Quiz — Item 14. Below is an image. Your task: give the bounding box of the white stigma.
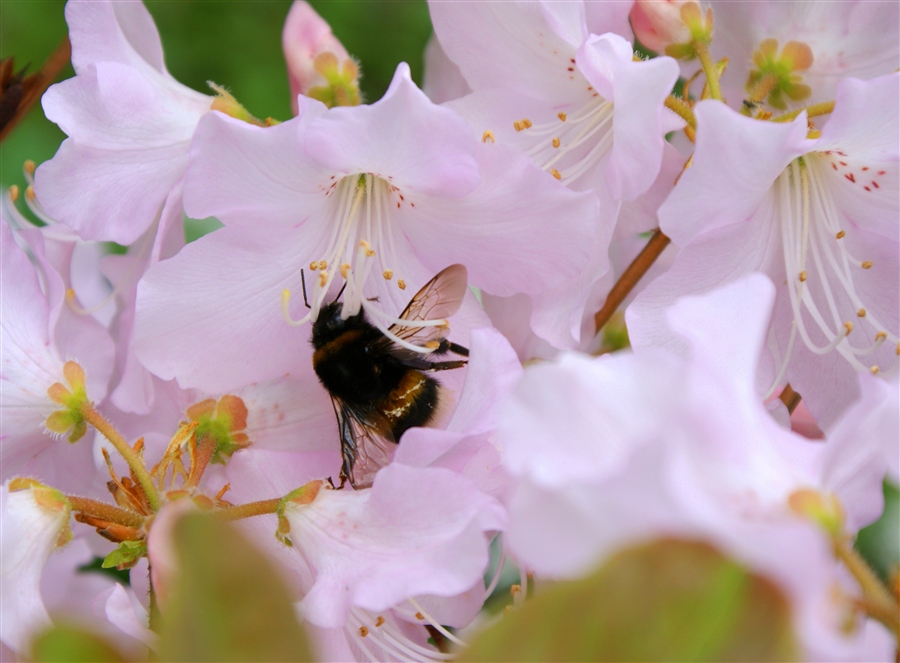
[347,607,454,662]
[767,156,897,395]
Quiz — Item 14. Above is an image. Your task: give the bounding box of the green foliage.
[77,555,131,585]
[157,512,313,662]
[102,540,148,572]
[461,538,798,662]
[32,624,125,662]
[856,480,900,583]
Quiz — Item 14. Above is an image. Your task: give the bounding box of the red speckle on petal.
[872,181,880,189]
[831,163,838,170]
[410,202,415,207]
[845,173,856,183]
[397,201,401,208]
[567,67,574,72]
[878,170,886,175]
[864,186,871,191]
[840,161,848,166]
[861,166,869,171]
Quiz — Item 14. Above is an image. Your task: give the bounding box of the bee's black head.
[310,301,367,349]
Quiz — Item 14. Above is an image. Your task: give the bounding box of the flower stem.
[67,495,145,528]
[80,403,162,512]
[217,498,282,521]
[778,383,802,415]
[694,40,723,101]
[594,229,671,333]
[834,537,899,636]
[665,95,697,130]
[773,100,836,123]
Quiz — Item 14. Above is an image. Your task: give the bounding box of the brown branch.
[594,229,671,333]
[0,35,71,143]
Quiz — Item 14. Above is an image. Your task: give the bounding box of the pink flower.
[709,0,900,108]
[628,74,899,428]
[498,275,895,660]
[630,0,699,54]
[135,64,597,392]
[35,0,213,245]
[0,219,114,489]
[0,480,72,655]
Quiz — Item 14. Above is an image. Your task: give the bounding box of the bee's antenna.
[300,269,311,309]
[333,279,348,304]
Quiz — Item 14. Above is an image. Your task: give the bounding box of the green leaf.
[856,480,900,583]
[102,540,147,571]
[461,538,798,662]
[32,624,124,662]
[158,512,313,662]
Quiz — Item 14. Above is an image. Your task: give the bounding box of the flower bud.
[631,0,707,57]
[282,1,359,113]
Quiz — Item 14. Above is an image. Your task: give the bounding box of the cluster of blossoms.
[1,0,898,660]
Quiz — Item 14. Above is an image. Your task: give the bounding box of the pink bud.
[631,0,699,54]
[282,1,352,114]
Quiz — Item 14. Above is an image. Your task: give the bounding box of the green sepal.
[102,540,147,571]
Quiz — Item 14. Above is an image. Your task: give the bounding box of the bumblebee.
[310,264,470,489]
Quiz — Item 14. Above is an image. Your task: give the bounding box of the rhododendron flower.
[0,480,72,655]
[135,64,597,391]
[628,74,899,428]
[0,220,114,488]
[709,0,900,108]
[498,275,896,660]
[35,0,213,245]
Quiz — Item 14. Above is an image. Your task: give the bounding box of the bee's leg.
[447,341,469,357]
[337,413,356,490]
[427,359,468,371]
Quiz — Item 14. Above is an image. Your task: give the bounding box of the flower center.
[768,155,896,393]
[281,173,444,353]
[747,39,813,110]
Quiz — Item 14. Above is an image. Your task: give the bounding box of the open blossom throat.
[284,172,438,348]
[773,154,897,385]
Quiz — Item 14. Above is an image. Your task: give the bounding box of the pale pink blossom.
[708,0,900,108]
[0,220,114,489]
[35,0,212,245]
[135,64,597,392]
[630,0,698,54]
[499,275,895,660]
[628,74,899,428]
[0,480,72,655]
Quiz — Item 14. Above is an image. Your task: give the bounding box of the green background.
[0,0,433,188]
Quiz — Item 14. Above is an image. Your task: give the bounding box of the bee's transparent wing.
[388,264,468,345]
[334,398,396,490]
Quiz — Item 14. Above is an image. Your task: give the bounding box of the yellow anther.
[896,341,900,356]
[861,261,873,269]
[510,584,522,596]
[65,288,76,301]
[375,616,385,627]
[24,160,35,175]
[875,331,887,342]
[318,260,327,270]
[382,269,393,280]
[397,279,406,290]
[798,271,808,282]
[550,169,562,180]
[552,137,560,148]
[25,185,35,200]
[870,366,880,375]
[513,120,522,131]
[309,261,318,271]
[482,130,495,143]
[513,118,532,131]
[359,626,369,637]
[843,321,853,335]
[857,308,867,318]
[359,240,375,257]
[835,230,845,239]
[318,271,328,287]
[340,263,350,279]
[8,185,18,201]
[807,129,821,139]
[558,112,567,121]
[414,612,424,620]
